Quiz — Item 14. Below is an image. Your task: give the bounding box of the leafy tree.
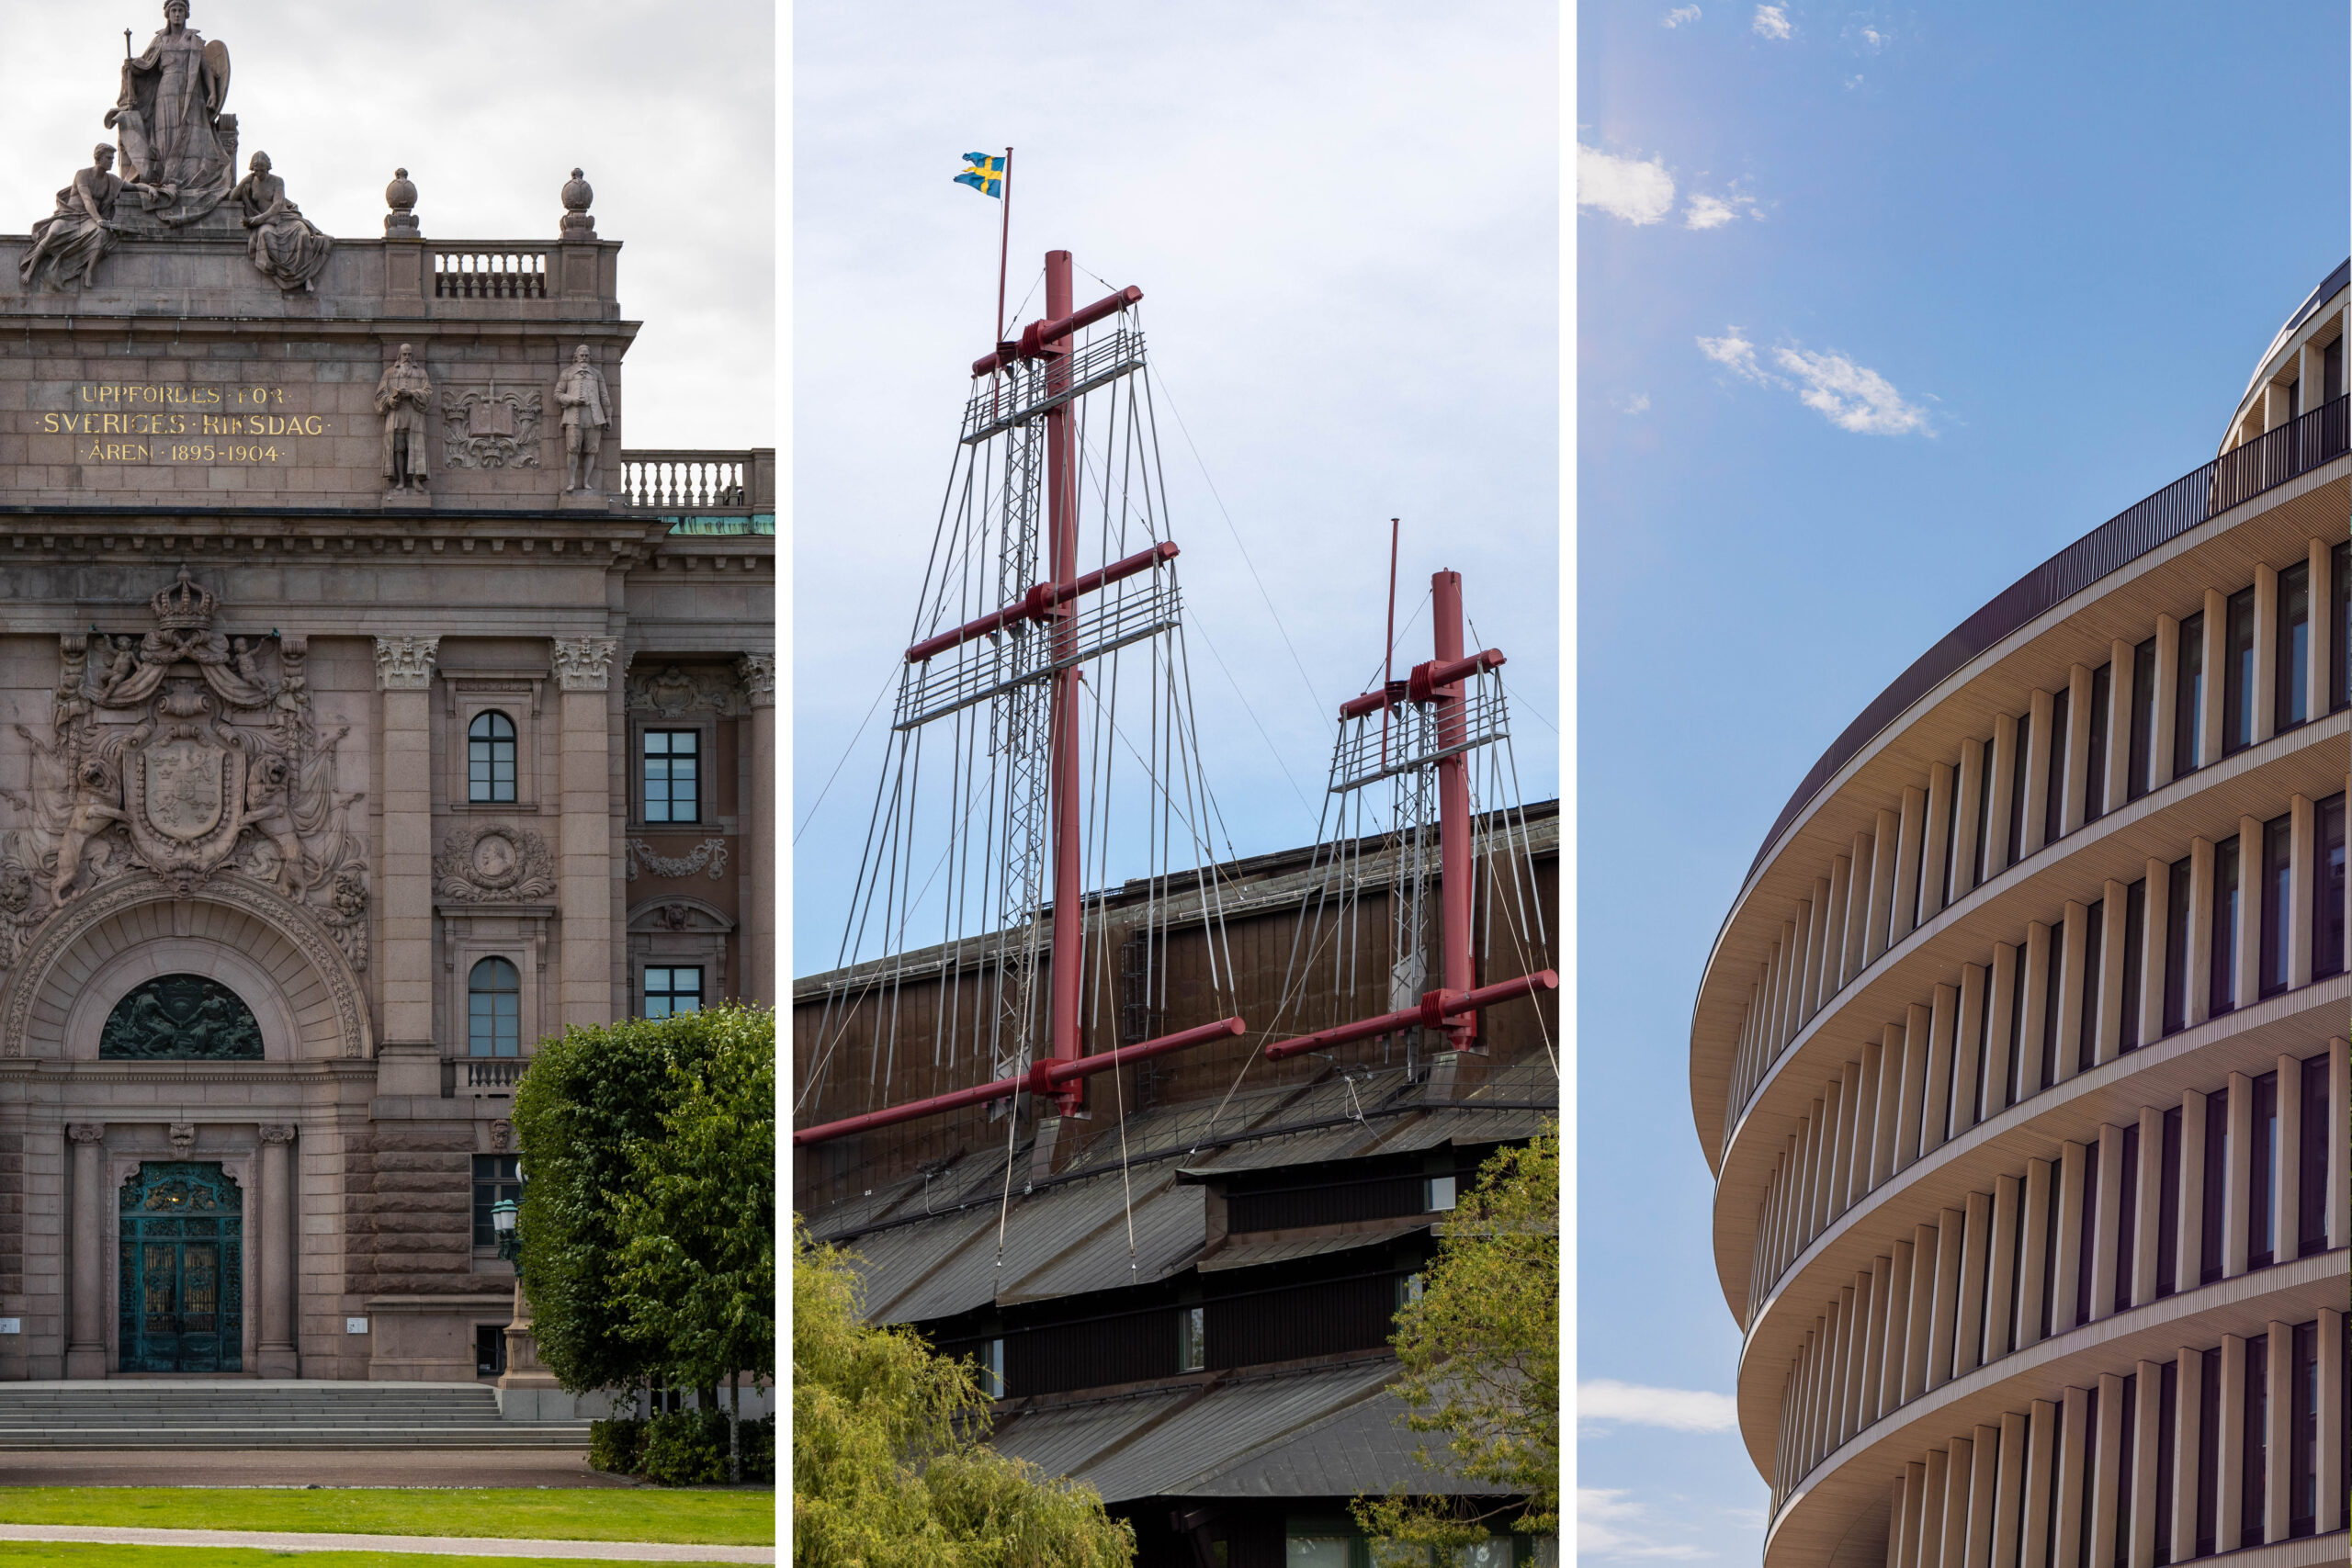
[1351,1125,1559,1564]
[514,1004,776,1482]
[610,1006,776,1483]
[794,1220,1136,1567]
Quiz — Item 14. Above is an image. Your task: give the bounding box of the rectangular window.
[2043,687,2071,847]
[2007,716,2030,868]
[2040,918,2064,1095]
[2112,1123,2137,1316]
[1973,739,1996,887]
[2154,1357,2178,1564]
[2299,1054,2330,1258]
[2118,879,2145,1052]
[2075,1145,2098,1328]
[2084,662,2109,824]
[981,1337,1004,1397]
[2247,1070,2278,1269]
[2199,1090,2227,1286]
[642,966,703,1019]
[2128,637,2157,800]
[2241,1335,2268,1549]
[2326,336,2344,400]
[1177,1306,1205,1373]
[2276,560,2311,730]
[2005,945,2029,1110]
[641,729,701,823]
[1424,1175,1456,1213]
[2222,586,2255,755]
[2162,855,2193,1036]
[2289,1318,2318,1536]
[2076,900,2102,1077]
[2317,793,2346,981]
[2335,542,2350,713]
[2154,1105,2181,1299]
[2174,611,2205,776]
[2209,836,2239,1018]
[471,1153,520,1248]
[2194,1346,2220,1556]
[2111,1373,2135,1567]
[2259,813,2293,999]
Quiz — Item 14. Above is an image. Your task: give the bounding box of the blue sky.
[792,2,1557,976]
[1576,2,2346,1559]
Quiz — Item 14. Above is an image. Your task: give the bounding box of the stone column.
[64,1124,105,1379]
[256,1125,297,1376]
[738,654,775,1005]
[375,637,441,1096]
[552,638,616,1026]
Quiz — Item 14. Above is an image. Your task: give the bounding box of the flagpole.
[994,147,1014,347]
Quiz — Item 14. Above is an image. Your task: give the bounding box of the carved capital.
[65,1123,104,1145]
[168,1122,196,1153]
[550,637,617,693]
[258,1124,297,1145]
[374,636,441,692]
[737,653,775,709]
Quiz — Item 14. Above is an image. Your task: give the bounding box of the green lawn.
[0,1550,749,1568]
[0,1488,773,1546]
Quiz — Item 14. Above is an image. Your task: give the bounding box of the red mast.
[1042,251,1085,1116]
[1430,570,1476,1051]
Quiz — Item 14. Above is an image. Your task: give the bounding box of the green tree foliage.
[513,1005,776,1480]
[793,1221,1136,1567]
[1351,1125,1559,1564]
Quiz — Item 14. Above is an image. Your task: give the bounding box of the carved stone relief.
[623,838,728,882]
[736,654,775,709]
[550,638,616,694]
[0,570,368,946]
[434,823,556,903]
[441,387,545,470]
[625,663,739,718]
[99,973,264,1061]
[373,636,439,692]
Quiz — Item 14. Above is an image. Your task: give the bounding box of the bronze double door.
[118,1162,243,1373]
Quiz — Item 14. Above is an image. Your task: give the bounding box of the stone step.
[0,1382,591,1445]
[0,1427,589,1449]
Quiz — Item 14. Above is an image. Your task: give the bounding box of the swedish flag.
[955,152,1006,199]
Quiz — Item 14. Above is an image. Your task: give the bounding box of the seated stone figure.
[231,151,332,291]
[20,144,128,291]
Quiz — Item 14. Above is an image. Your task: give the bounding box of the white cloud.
[1579,146,1677,226]
[1844,73,1865,89]
[1581,1491,1715,1561]
[1663,6,1702,26]
[1695,329,1931,435]
[1580,1380,1739,1431]
[1682,190,1762,230]
[1752,5,1792,38]
[1770,346,1929,434]
[1614,392,1652,414]
[1860,25,1887,48]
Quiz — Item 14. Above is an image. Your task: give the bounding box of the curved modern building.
[1690,261,2348,1567]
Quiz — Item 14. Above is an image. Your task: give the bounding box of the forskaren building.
[1691,262,2346,1563]
[0,7,772,1397]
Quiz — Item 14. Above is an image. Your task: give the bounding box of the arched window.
[468,711,517,803]
[468,957,520,1057]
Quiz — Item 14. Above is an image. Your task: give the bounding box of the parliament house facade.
[0,12,773,1390]
[1690,262,2347,1565]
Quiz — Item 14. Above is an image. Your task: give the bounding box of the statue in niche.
[555,345,609,493]
[375,344,433,493]
[232,152,332,292]
[19,146,130,291]
[100,974,264,1061]
[108,0,236,225]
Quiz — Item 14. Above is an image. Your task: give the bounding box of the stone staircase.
[0,1381,591,1448]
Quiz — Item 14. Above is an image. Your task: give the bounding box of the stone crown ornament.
[150,567,218,631]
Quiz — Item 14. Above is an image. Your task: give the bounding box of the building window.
[2082,661,2109,823]
[471,1153,520,1247]
[2126,637,2156,800]
[468,957,520,1056]
[642,730,700,823]
[2117,878,2144,1052]
[2335,542,2350,713]
[1424,1175,1456,1213]
[1177,1306,1205,1373]
[2246,1070,2278,1270]
[979,1337,1004,1397]
[2321,795,2348,982]
[467,711,517,803]
[2161,854,2193,1036]
[644,965,703,1018]
[2221,586,2255,755]
[2173,611,2204,776]
[2275,561,2310,731]
[2208,837,2239,1017]
[2297,1054,2328,1260]
[475,1323,507,1377]
[2258,812,2292,998]
[2041,685,2069,848]
[2240,1334,2267,1548]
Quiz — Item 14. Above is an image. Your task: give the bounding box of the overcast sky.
[1578,2,2346,1559]
[2,0,774,449]
[791,0,1559,976]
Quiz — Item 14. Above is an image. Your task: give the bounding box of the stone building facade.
[0,12,773,1384]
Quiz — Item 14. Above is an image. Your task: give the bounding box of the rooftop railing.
[618,449,776,536]
[1746,393,2349,886]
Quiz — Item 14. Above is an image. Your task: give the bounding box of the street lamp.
[491,1197,521,1270]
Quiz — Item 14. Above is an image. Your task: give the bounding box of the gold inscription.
[49,385,328,467]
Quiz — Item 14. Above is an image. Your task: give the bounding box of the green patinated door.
[118,1163,243,1373]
